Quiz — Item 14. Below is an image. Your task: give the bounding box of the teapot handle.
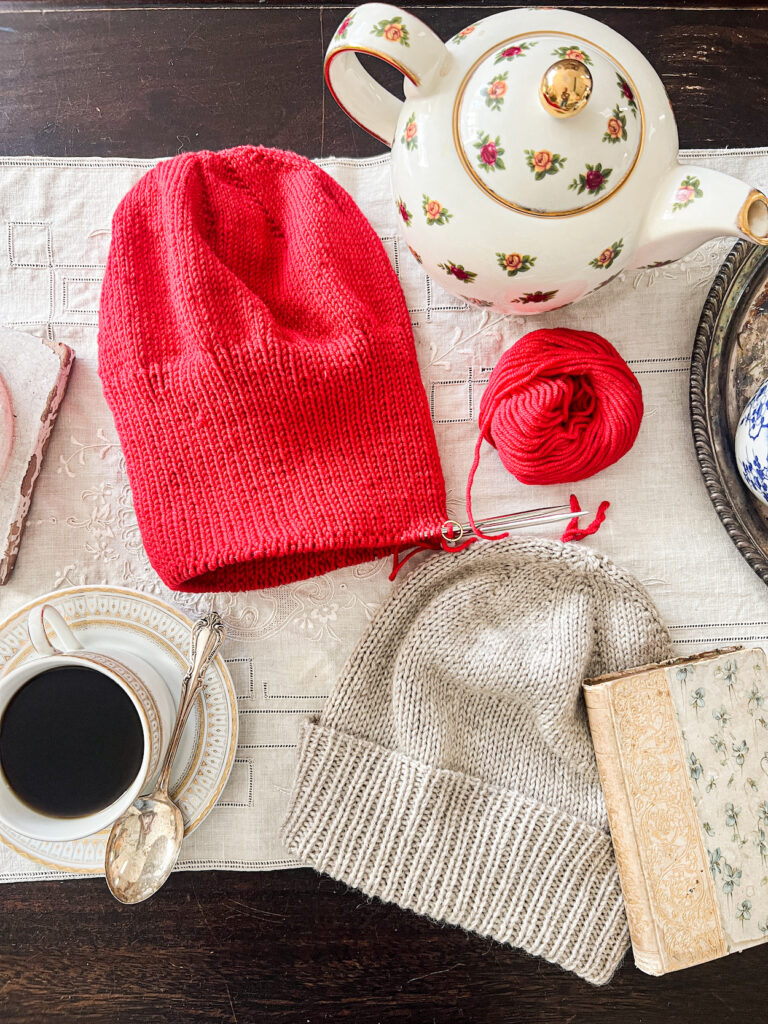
[325,3,449,147]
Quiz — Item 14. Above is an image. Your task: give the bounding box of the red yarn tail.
[561,494,610,542]
[465,431,509,542]
[389,538,443,580]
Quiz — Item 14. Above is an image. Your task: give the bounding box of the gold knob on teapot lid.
[540,58,593,118]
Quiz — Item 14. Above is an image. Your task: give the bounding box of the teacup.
[0,604,174,842]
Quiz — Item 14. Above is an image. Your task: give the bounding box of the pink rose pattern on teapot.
[324,6,761,313]
[387,32,654,304]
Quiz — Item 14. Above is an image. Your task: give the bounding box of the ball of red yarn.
[475,328,643,486]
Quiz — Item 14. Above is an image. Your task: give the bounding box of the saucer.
[0,585,238,873]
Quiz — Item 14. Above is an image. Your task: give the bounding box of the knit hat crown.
[392,556,606,782]
[283,538,673,985]
[99,146,446,592]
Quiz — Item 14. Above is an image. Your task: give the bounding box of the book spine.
[584,681,666,975]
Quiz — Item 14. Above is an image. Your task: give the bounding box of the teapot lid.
[453,32,643,216]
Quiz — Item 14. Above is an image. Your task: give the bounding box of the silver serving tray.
[691,240,768,585]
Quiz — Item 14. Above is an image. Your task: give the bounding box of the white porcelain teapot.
[325,4,768,313]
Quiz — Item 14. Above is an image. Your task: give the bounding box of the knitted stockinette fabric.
[282,537,673,985]
[98,146,446,592]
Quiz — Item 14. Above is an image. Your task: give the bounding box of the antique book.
[584,646,768,976]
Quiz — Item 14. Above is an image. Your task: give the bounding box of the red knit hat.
[99,146,446,592]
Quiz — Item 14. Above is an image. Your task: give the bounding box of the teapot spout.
[632,164,768,269]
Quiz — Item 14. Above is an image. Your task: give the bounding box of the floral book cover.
[583,646,768,976]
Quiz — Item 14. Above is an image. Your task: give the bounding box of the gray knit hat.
[282,537,672,985]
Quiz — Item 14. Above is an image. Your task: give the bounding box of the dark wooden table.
[0,3,767,1021]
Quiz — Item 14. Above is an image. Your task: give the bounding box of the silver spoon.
[104,612,226,904]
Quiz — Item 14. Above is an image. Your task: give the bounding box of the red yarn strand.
[560,494,611,543]
[465,431,509,542]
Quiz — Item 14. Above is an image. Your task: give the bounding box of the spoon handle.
[156,612,226,795]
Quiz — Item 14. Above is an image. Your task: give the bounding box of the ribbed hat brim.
[282,720,629,985]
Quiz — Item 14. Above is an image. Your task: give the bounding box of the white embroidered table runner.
[0,148,766,882]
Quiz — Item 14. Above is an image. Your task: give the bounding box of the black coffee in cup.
[0,666,145,818]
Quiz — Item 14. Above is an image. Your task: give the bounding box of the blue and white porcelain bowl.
[736,378,768,505]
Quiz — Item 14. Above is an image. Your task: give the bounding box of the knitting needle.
[440,505,591,549]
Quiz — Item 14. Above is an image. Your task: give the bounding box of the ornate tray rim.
[690,239,768,586]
